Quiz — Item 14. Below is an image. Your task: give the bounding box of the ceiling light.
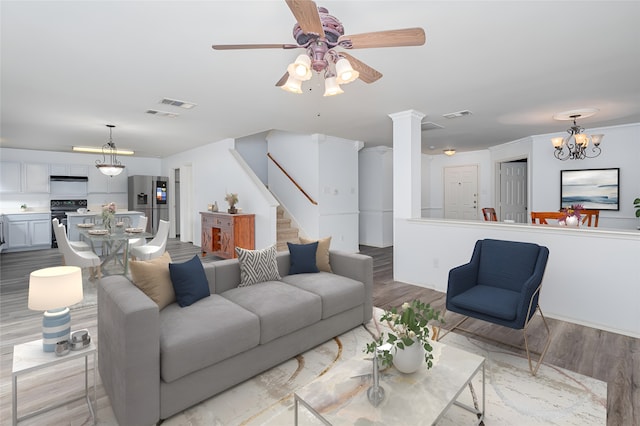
[335,57,359,84]
[443,110,473,119]
[287,54,312,81]
[323,75,344,97]
[160,98,197,109]
[551,110,604,161]
[443,149,456,156]
[281,74,303,94]
[72,146,134,155]
[95,124,125,177]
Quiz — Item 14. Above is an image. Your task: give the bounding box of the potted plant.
[634,197,640,229]
[366,299,444,373]
[225,193,238,214]
[20,204,27,212]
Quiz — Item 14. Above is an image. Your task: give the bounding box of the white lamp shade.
[323,76,344,96]
[574,133,589,147]
[97,164,125,176]
[281,74,303,94]
[289,54,312,81]
[551,137,565,148]
[335,58,359,84]
[28,266,83,311]
[590,134,604,146]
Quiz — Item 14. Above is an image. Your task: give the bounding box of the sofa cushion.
[299,236,332,272]
[129,252,175,310]
[221,281,322,344]
[449,285,520,321]
[236,244,281,287]
[280,272,365,319]
[169,255,211,307]
[287,241,319,275]
[159,294,260,383]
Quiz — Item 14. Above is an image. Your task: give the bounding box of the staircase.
[276,206,299,252]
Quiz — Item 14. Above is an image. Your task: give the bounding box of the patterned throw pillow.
[236,244,281,287]
[299,236,332,272]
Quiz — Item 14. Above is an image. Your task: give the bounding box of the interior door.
[500,161,527,222]
[444,165,478,220]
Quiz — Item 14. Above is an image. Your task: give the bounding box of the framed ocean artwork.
[560,168,620,210]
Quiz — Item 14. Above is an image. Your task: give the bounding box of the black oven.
[50,199,87,248]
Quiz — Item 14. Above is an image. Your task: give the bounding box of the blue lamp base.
[42,307,71,352]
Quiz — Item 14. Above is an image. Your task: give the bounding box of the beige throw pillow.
[129,252,176,310]
[299,236,332,272]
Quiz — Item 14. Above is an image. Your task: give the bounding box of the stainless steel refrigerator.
[128,175,169,234]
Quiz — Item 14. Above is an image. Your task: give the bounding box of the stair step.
[277,217,291,226]
[277,228,298,240]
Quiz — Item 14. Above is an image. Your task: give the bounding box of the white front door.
[500,161,527,222]
[444,165,478,220]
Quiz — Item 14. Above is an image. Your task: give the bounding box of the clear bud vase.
[367,351,385,407]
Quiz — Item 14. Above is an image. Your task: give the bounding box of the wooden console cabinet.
[200,212,255,259]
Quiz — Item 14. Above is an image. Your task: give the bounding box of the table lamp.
[28,266,83,352]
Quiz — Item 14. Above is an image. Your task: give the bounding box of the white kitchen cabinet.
[0,162,22,193]
[50,164,89,177]
[4,213,51,251]
[23,163,50,193]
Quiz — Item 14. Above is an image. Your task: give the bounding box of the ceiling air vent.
[160,98,197,109]
[146,109,180,118]
[443,110,473,119]
[421,121,444,131]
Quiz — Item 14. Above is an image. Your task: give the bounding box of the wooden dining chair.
[581,209,600,227]
[530,211,564,225]
[482,208,498,221]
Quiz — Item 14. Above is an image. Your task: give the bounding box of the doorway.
[443,165,478,219]
[499,159,528,222]
[174,168,181,237]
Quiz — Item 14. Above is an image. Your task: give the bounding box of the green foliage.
[365,299,444,370]
[634,198,640,218]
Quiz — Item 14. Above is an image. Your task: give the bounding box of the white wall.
[236,131,269,185]
[394,218,640,338]
[161,139,277,250]
[359,146,393,247]
[0,147,161,211]
[266,131,360,252]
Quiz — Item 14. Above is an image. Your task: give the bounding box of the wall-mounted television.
[560,168,619,211]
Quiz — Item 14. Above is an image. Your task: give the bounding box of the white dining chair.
[130,219,170,261]
[53,219,102,280]
[127,216,149,249]
[52,218,92,252]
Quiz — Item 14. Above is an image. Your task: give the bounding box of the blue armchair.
[444,239,551,375]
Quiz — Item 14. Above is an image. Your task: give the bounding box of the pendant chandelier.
[96,124,125,176]
[551,110,604,161]
[281,49,359,97]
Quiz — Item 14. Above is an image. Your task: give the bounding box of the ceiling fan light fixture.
[323,76,343,97]
[335,58,359,84]
[290,54,312,80]
[281,74,303,94]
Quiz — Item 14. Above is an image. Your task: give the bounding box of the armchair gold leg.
[523,306,551,376]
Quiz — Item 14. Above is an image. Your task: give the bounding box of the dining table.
[78,226,153,275]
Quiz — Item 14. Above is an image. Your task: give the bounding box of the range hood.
[50,175,89,182]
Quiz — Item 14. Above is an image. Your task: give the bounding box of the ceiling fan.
[212,0,426,96]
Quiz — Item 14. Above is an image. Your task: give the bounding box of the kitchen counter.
[0,208,51,215]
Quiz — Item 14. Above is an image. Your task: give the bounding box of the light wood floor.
[0,242,637,425]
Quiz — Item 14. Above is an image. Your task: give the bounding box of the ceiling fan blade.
[212,43,299,50]
[275,72,289,87]
[338,27,426,49]
[285,0,325,38]
[339,52,383,84]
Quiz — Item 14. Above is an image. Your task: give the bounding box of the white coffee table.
[294,339,485,425]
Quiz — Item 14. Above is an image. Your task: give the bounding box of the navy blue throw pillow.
[169,255,210,307]
[288,241,319,275]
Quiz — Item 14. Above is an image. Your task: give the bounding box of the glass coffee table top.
[294,339,485,425]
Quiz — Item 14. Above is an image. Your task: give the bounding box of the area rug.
[143,310,605,426]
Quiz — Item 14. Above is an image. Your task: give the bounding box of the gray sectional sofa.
[97,250,373,425]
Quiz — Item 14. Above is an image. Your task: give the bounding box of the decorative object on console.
[225,193,238,214]
[70,329,91,350]
[212,2,425,96]
[551,108,604,160]
[366,299,444,373]
[559,203,583,226]
[95,124,126,176]
[28,266,84,352]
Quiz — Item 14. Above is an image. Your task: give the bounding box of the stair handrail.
[267,152,318,206]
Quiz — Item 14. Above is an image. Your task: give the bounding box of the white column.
[389,110,425,220]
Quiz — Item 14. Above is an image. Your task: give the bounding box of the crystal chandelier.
[96,124,125,176]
